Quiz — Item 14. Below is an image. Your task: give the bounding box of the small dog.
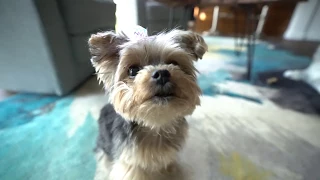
[88,28,207,180]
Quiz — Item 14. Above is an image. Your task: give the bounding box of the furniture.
[137,0,192,34]
[0,0,116,95]
[116,0,192,36]
[154,0,199,7]
[199,0,306,6]
[153,0,198,29]
[285,0,320,41]
[197,0,307,80]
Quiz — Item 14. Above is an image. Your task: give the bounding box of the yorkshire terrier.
[88,28,207,180]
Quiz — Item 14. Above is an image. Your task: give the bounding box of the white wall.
[113,0,138,32]
[284,0,320,41]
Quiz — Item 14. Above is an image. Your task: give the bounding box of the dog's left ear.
[169,30,208,60]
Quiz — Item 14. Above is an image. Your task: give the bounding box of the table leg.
[246,5,257,81]
[234,7,244,56]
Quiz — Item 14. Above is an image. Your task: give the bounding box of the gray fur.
[96,104,137,160]
[96,103,188,162]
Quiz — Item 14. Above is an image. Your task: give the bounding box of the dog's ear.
[88,31,128,63]
[168,30,208,60]
[88,31,128,89]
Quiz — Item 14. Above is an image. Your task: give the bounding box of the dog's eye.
[167,60,178,66]
[128,66,141,77]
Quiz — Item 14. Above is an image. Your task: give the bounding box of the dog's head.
[88,30,207,128]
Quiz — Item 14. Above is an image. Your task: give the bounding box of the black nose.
[152,70,170,85]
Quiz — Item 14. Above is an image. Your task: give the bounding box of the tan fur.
[110,161,186,180]
[88,29,207,180]
[119,119,188,171]
[89,31,128,89]
[95,121,188,180]
[112,63,201,128]
[109,34,203,128]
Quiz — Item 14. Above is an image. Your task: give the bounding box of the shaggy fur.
[88,29,207,180]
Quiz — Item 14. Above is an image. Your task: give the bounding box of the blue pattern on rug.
[196,37,311,102]
[0,37,312,180]
[200,37,311,81]
[0,94,59,129]
[0,95,97,180]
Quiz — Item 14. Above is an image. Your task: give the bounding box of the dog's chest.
[119,122,188,170]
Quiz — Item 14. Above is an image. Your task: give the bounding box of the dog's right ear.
[88,31,128,63]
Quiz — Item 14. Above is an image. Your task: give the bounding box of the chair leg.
[211,6,220,33]
[203,6,220,35]
[255,5,269,37]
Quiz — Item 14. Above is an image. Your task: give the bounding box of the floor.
[0,36,319,180]
[262,37,320,58]
[183,88,320,180]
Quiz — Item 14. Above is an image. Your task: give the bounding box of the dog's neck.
[121,118,188,171]
[131,117,188,134]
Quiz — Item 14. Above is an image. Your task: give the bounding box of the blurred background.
[0,0,319,180]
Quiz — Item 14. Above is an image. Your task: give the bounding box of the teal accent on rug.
[0,37,312,180]
[0,95,97,180]
[196,37,311,102]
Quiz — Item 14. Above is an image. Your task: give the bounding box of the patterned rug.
[1,37,319,180]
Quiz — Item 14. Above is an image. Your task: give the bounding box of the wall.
[284,0,320,41]
[114,0,138,32]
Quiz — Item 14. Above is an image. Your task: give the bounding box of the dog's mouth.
[149,83,176,103]
[154,92,174,98]
[152,90,175,102]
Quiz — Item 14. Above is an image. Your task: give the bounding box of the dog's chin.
[113,87,199,128]
[151,93,175,104]
[129,96,195,128]
[115,97,195,128]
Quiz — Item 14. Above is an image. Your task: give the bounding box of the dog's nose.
[152,70,170,85]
